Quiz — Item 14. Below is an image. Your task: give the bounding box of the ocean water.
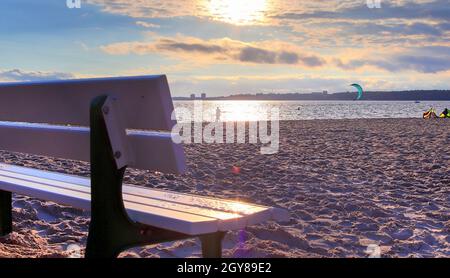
[173,100,450,122]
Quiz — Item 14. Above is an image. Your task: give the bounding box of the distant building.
[323,90,328,95]
[190,94,195,100]
[201,93,206,99]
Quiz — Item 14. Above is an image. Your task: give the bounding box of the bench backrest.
[0,75,186,173]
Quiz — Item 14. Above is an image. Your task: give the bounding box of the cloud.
[238,47,276,64]
[86,0,200,19]
[101,36,326,67]
[170,75,351,96]
[274,1,450,21]
[101,34,450,74]
[326,21,445,37]
[395,55,450,73]
[300,55,325,67]
[336,54,450,73]
[237,47,324,66]
[157,39,226,53]
[0,69,75,82]
[135,21,160,28]
[87,1,449,22]
[278,51,299,64]
[86,0,450,51]
[88,0,450,26]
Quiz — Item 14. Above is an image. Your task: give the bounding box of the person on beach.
[423,107,438,119]
[216,107,221,122]
[439,108,449,118]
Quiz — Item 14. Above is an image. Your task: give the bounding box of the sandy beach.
[0,118,449,258]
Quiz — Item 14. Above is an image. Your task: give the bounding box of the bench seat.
[0,163,288,236]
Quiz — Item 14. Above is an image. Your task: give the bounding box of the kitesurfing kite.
[350,83,364,100]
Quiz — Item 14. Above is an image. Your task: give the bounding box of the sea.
[173,100,450,122]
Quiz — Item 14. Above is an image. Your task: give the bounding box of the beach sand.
[0,118,449,258]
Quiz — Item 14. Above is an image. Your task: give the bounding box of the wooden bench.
[0,75,288,258]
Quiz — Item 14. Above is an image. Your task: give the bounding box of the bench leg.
[200,232,226,258]
[86,95,147,258]
[86,95,190,258]
[0,190,12,236]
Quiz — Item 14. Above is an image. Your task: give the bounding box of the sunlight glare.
[207,0,268,25]
[215,101,268,122]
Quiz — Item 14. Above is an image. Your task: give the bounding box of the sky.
[0,0,449,97]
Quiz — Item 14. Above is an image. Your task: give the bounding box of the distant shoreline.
[173,90,450,101]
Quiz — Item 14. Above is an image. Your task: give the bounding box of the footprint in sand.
[390,229,414,240]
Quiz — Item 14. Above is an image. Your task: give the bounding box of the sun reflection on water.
[218,101,271,121]
[174,100,280,122]
[212,101,276,122]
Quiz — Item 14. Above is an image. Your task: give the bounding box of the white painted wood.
[0,173,220,235]
[0,163,289,234]
[0,163,277,220]
[0,75,175,131]
[101,96,135,169]
[0,122,185,173]
[0,169,247,224]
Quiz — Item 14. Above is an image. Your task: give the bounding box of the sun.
[207,0,268,25]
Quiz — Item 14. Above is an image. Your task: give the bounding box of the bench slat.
[0,164,289,235]
[0,169,247,223]
[0,75,175,131]
[0,122,185,173]
[0,163,287,223]
[0,173,221,235]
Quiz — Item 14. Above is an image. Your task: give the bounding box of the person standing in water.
[215,107,221,122]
